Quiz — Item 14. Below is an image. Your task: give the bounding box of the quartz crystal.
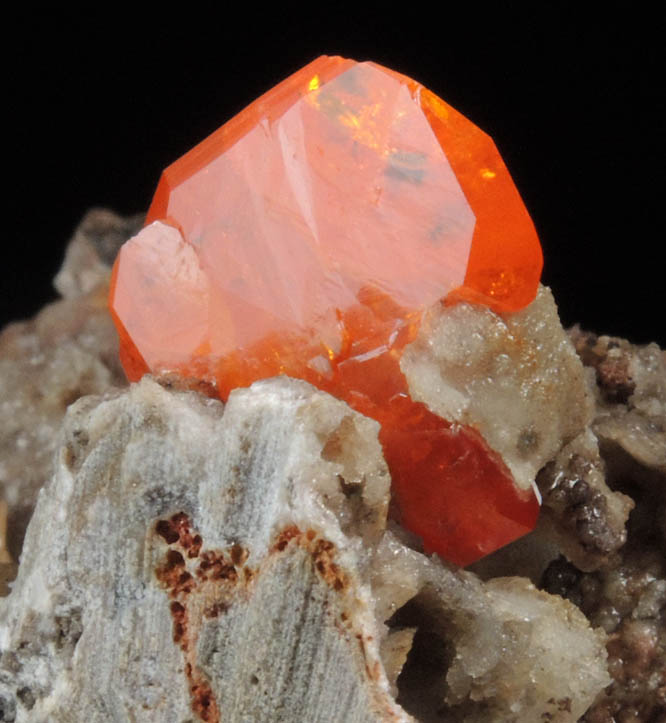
[110,55,543,565]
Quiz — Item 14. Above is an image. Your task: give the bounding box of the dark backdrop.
[4,7,664,346]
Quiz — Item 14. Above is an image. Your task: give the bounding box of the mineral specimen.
[0,377,610,722]
[110,55,544,564]
[3,52,663,723]
[2,218,664,719]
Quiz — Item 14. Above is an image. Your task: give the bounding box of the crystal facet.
[110,55,543,565]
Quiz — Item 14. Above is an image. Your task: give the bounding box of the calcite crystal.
[110,55,544,564]
[401,286,594,491]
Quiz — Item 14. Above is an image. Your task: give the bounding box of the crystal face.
[110,55,543,565]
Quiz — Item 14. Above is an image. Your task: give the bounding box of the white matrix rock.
[0,376,610,722]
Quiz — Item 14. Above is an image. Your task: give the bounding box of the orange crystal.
[110,55,543,565]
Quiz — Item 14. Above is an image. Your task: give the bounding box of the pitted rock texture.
[539,330,666,722]
[0,209,137,563]
[537,430,634,572]
[0,378,610,722]
[543,544,666,722]
[570,327,666,475]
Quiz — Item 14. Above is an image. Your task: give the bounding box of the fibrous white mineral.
[0,377,610,722]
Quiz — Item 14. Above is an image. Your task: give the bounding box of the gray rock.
[0,210,133,564]
[570,327,666,475]
[53,208,144,299]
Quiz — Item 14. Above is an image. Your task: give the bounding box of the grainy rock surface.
[0,378,610,722]
[471,329,666,720]
[571,328,666,476]
[402,286,593,492]
[537,430,634,572]
[0,209,137,562]
[544,546,666,722]
[383,546,610,722]
[544,330,666,722]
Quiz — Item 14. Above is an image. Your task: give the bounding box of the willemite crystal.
[110,55,543,565]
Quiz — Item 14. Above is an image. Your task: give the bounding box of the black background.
[4,6,664,346]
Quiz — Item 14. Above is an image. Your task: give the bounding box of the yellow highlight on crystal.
[308,75,320,91]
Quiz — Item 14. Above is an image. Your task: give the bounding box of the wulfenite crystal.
[110,55,543,565]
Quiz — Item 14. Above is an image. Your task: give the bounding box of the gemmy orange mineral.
[110,55,543,565]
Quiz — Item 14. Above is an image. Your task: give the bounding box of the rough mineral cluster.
[1,211,665,721]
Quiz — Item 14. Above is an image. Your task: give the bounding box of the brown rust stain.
[271,526,350,594]
[272,524,301,552]
[155,512,203,557]
[154,512,253,723]
[156,516,383,721]
[197,550,238,583]
[310,537,349,593]
[270,526,383,685]
[204,601,229,619]
[230,543,248,566]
